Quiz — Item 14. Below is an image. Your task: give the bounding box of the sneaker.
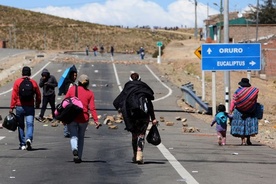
[73,149,81,163]
[136,150,144,164]
[26,139,32,150]
[20,145,26,150]
[35,116,45,122]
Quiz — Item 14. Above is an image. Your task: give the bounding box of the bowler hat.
[238,78,251,87]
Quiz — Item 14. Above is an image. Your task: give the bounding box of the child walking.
[211,104,232,146]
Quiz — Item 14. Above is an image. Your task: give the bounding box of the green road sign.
[156,41,163,47]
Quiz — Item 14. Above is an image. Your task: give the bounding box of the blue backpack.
[216,112,227,125]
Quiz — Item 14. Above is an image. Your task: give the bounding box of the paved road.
[0,50,275,184]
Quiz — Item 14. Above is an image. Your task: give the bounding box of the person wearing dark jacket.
[113,72,157,164]
[36,69,58,122]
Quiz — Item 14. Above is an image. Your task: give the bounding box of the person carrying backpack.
[211,104,232,146]
[113,72,158,164]
[65,74,101,163]
[9,66,41,150]
[36,69,58,123]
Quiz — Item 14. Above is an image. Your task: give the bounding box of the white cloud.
[31,0,219,28]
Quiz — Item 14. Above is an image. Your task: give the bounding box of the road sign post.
[156,41,163,64]
[194,46,205,101]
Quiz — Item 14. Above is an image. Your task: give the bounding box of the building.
[204,12,276,78]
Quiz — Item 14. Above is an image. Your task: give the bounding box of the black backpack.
[19,77,34,101]
[55,85,83,124]
[128,92,149,118]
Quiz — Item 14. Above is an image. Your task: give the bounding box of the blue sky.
[0,0,257,27]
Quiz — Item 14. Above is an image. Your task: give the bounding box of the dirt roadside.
[154,39,276,149]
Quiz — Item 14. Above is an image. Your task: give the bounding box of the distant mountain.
[0,5,193,54]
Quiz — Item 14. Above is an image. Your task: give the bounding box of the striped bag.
[233,87,259,113]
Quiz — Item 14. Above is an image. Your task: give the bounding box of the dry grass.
[0,5,193,54]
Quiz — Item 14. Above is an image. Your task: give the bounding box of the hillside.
[0,5,193,54]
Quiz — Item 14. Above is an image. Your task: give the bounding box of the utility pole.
[194,0,198,39]
[44,31,47,50]
[13,24,16,48]
[213,1,223,43]
[9,27,12,48]
[219,0,223,43]
[74,32,78,51]
[206,3,209,38]
[256,0,260,41]
[223,0,230,112]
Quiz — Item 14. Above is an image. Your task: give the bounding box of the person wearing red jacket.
[9,66,41,150]
[65,74,100,163]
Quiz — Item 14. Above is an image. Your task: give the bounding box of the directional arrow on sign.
[249,61,256,66]
[207,48,212,54]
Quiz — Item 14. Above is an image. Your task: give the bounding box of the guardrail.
[180,82,212,115]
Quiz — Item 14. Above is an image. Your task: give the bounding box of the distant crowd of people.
[85,45,114,57]
[85,45,146,60]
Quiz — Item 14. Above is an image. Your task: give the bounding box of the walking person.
[9,66,41,150]
[36,69,58,123]
[63,70,78,137]
[65,74,101,163]
[93,46,98,56]
[211,104,232,146]
[110,46,114,56]
[100,45,104,56]
[85,45,89,56]
[229,78,259,145]
[139,47,145,60]
[113,72,158,164]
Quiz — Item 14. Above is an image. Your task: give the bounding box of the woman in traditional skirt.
[229,78,259,145]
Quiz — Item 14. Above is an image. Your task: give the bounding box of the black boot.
[246,136,252,145]
[132,140,137,163]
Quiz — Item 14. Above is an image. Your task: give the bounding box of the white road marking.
[0,62,52,96]
[113,63,199,184]
[145,65,172,102]
[0,136,5,140]
[112,63,122,91]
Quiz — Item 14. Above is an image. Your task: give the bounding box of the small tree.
[248,0,276,24]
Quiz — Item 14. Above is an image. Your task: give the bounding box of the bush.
[152,45,165,58]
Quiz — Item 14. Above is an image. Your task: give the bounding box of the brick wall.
[222,25,276,42]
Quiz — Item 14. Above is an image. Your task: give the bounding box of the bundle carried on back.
[233,87,259,113]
